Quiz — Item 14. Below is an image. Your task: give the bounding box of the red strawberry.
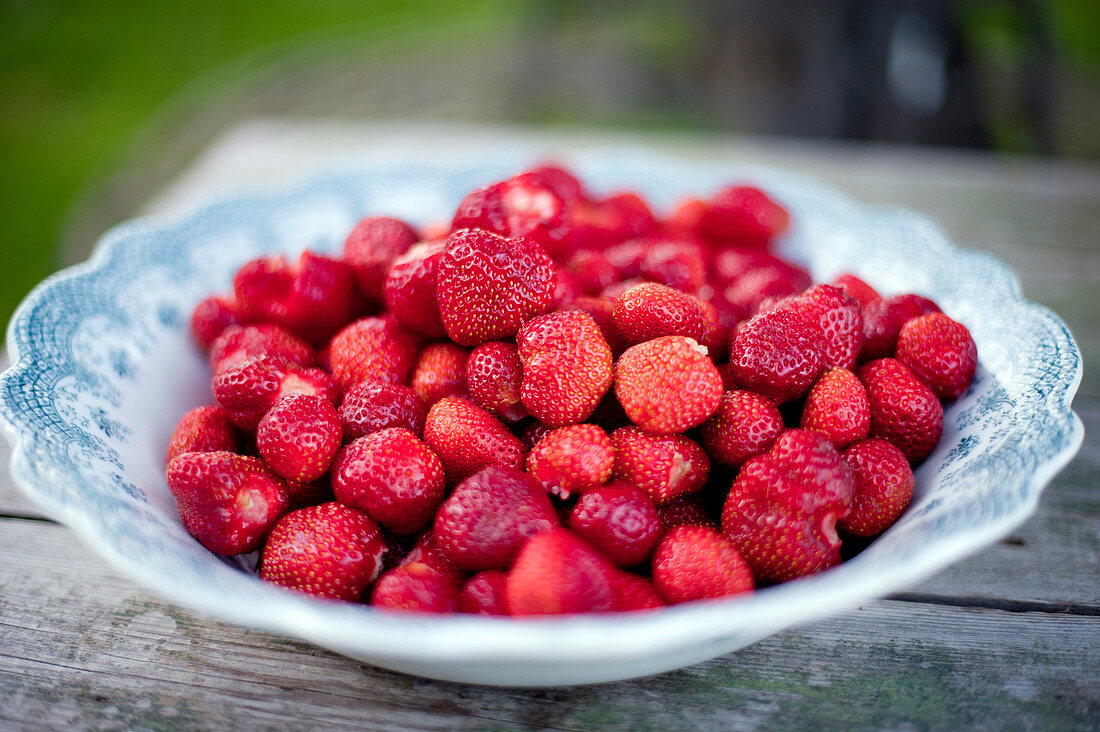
[612,282,707,345]
[830,273,880,308]
[331,428,445,535]
[520,421,554,449]
[840,439,914,536]
[562,295,626,354]
[568,482,662,566]
[729,306,826,403]
[614,336,722,434]
[700,389,784,466]
[209,323,315,374]
[328,316,418,391]
[190,296,240,352]
[566,250,619,295]
[526,424,614,499]
[800,367,871,449]
[283,477,332,511]
[456,570,510,615]
[256,394,342,482]
[551,266,583,308]
[719,265,808,320]
[343,216,419,303]
[610,426,710,505]
[639,237,708,292]
[567,192,657,251]
[652,526,754,604]
[721,429,855,582]
[859,358,944,463]
[408,342,468,406]
[696,298,731,357]
[166,451,288,555]
[260,501,385,601]
[796,284,863,369]
[524,163,588,205]
[370,563,457,613]
[657,495,716,531]
[338,381,427,440]
[896,312,977,401]
[233,251,358,346]
[861,293,941,360]
[213,356,337,431]
[697,185,789,249]
[433,465,558,571]
[505,528,618,615]
[422,397,526,482]
[466,341,527,422]
[610,571,666,611]
[603,240,648,281]
[452,174,571,261]
[166,406,240,466]
[436,228,556,346]
[384,240,448,338]
[517,310,613,427]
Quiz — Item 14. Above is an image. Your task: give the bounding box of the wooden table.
[3,121,1098,729]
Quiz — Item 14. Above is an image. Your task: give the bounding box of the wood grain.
[1,519,1097,731]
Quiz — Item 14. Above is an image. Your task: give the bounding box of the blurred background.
[1,0,1098,327]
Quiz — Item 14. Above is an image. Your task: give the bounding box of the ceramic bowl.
[0,153,1083,686]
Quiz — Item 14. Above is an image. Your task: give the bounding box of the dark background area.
[1,0,1097,327]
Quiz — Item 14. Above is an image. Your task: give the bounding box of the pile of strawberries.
[166,164,978,615]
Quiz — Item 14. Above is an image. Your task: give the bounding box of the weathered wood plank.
[0,518,1096,730]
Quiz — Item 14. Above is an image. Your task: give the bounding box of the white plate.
[0,153,1083,686]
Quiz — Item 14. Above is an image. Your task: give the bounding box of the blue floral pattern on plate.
[0,153,1084,686]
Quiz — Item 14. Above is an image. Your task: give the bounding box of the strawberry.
[614,336,723,434]
[610,426,710,505]
[384,240,448,339]
[260,501,385,601]
[610,571,666,611]
[603,240,648,281]
[209,323,315,374]
[839,439,914,536]
[422,397,526,482]
[696,185,790,249]
[721,429,855,582]
[896,312,978,401]
[639,237,708,292]
[719,265,808,320]
[696,298,731,358]
[568,482,662,566]
[505,528,618,615]
[166,406,240,466]
[233,251,358,346]
[166,451,289,555]
[652,526,754,603]
[796,284,863,369]
[566,250,619,295]
[456,570,510,615]
[466,341,527,422]
[451,173,571,261]
[551,266,583,308]
[800,367,871,449]
[524,163,588,205]
[860,293,941,360]
[396,527,464,587]
[408,342,468,406]
[526,424,614,498]
[567,192,657,251]
[190,296,240,352]
[517,310,613,428]
[858,358,944,463]
[562,295,626,354]
[657,495,716,531]
[327,316,418,391]
[830,273,880,309]
[520,421,554,449]
[370,563,457,613]
[729,305,826,403]
[436,228,556,346]
[332,428,446,535]
[256,394,342,482]
[433,465,558,571]
[212,356,337,431]
[612,282,707,345]
[343,215,419,304]
[700,389,784,466]
[338,381,427,440]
